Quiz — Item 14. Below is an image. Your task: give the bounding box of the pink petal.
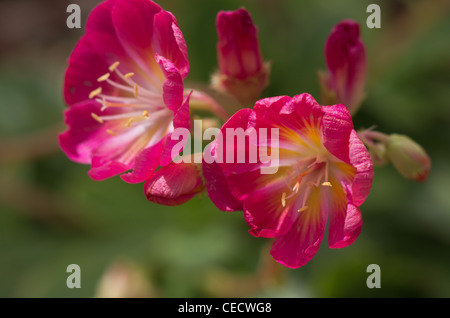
[270,185,329,268]
[278,94,324,135]
[120,138,165,184]
[144,161,204,206]
[348,129,374,206]
[153,10,190,78]
[64,0,150,105]
[329,201,363,249]
[111,0,162,77]
[63,36,112,106]
[322,104,354,163]
[156,55,184,113]
[227,167,296,237]
[88,158,130,181]
[58,100,123,164]
[202,152,243,212]
[159,91,191,167]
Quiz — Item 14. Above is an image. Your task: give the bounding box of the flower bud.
[144,158,205,206]
[212,8,270,106]
[385,134,431,182]
[320,20,366,114]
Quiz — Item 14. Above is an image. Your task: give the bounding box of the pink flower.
[59,0,190,183]
[204,93,374,268]
[319,20,367,115]
[212,8,270,106]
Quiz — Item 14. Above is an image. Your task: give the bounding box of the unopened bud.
[320,20,367,114]
[212,8,270,106]
[385,134,431,182]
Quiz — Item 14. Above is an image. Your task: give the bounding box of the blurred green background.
[0,0,449,297]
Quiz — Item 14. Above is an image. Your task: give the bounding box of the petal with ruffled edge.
[348,129,374,206]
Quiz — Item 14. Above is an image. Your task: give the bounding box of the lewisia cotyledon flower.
[319,20,367,115]
[204,93,374,268]
[59,0,190,183]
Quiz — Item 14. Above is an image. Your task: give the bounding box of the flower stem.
[186,88,231,122]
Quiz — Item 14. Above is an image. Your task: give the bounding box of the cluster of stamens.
[87,61,165,136]
[281,155,333,213]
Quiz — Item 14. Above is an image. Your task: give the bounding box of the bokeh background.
[1,0,449,297]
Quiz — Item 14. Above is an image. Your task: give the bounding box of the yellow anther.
[89,87,102,99]
[124,72,134,79]
[126,118,133,127]
[142,110,149,118]
[321,181,332,187]
[134,84,138,97]
[298,206,309,213]
[91,113,104,124]
[281,192,286,207]
[106,129,116,136]
[97,73,110,82]
[109,61,120,72]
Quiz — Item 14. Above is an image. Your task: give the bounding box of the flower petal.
[144,161,204,206]
[159,91,191,167]
[153,10,190,78]
[88,158,130,181]
[156,55,184,113]
[63,36,112,106]
[322,104,354,163]
[329,201,363,249]
[202,143,243,212]
[120,138,165,183]
[348,129,374,206]
[231,168,296,237]
[270,185,329,268]
[58,100,123,164]
[112,0,163,79]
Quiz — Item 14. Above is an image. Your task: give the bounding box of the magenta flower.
[212,8,270,106]
[59,0,190,183]
[319,20,367,115]
[204,94,374,268]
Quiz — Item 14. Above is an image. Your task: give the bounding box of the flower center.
[88,61,170,136]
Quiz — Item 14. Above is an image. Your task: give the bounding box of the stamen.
[106,129,116,136]
[109,61,120,72]
[89,87,102,99]
[91,113,104,124]
[134,84,139,97]
[97,73,110,82]
[142,110,149,118]
[124,72,134,79]
[298,206,309,213]
[321,181,332,187]
[126,118,133,127]
[281,192,286,207]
